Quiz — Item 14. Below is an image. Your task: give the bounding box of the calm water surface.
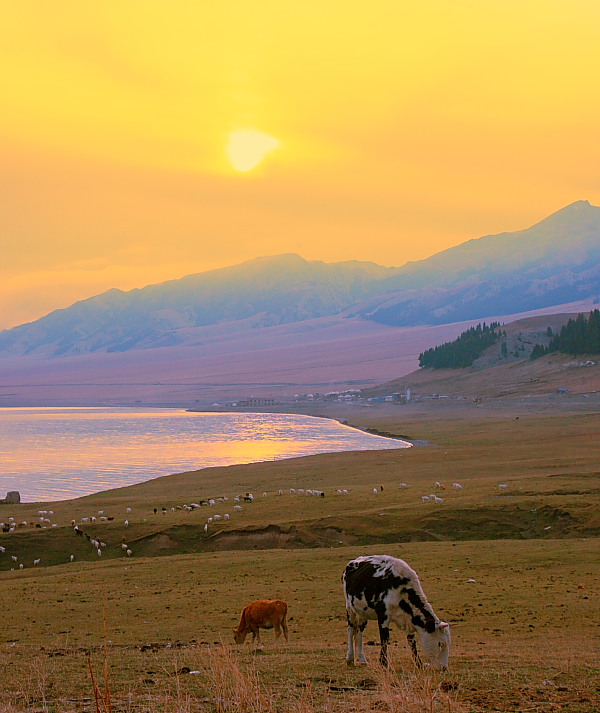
[0,408,409,502]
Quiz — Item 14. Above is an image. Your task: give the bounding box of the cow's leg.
[345,612,355,665]
[355,621,368,665]
[273,622,282,645]
[282,617,289,642]
[375,605,391,667]
[407,633,422,667]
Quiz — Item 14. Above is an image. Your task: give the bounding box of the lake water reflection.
[0,408,410,502]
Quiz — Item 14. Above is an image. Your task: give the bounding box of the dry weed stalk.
[195,644,272,712]
[374,662,466,713]
[87,589,113,713]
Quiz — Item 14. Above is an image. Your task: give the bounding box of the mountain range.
[1,200,599,358]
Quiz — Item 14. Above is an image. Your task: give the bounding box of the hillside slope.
[0,201,599,357]
[355,200,600,325]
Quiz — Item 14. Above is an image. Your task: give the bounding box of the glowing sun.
[226,130,280,172]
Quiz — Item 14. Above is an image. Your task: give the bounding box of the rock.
[1,491,20,504]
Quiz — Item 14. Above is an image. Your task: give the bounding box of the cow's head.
[233,629,247,644]
[417,621,451,671]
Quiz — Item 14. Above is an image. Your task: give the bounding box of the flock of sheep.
[0,479,514,571]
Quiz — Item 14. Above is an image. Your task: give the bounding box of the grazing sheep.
[421,496,431,503]
[452,483,463,490]
[499,484,509,490]
[234,505,242,511]
[400,483,409,488]
[373,488,378,495]
[126,549,132,556]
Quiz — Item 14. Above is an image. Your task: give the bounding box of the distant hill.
[0,254,398,356]
[1,201,600,357]
[351,200,600,325]
[364,312,600,400]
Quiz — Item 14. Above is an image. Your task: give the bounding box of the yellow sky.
[1,1,599,329]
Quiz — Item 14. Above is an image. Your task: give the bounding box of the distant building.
[237,397,277,407]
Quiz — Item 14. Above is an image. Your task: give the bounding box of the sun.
[226,130,280,172]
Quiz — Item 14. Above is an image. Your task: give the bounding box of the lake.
[0,407,410,502]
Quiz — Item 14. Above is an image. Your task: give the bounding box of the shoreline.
[0,407,412,504]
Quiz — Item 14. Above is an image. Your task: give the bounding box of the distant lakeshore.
[0,407,410,502]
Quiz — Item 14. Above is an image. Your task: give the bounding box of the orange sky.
[1,1,599,330]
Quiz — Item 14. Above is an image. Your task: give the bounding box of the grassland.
[0,401,598,712]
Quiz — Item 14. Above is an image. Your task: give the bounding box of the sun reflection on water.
[0,408,409,501]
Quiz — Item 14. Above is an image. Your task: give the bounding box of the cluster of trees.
[530,310,600,360]
[419,322,504,369]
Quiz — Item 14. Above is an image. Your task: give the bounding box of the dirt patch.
[210,524,301,550]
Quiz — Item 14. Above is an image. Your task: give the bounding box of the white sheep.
[290,488,296,494]
[234,505,242,511]
[203,524,208,533]
[126,549,132,556]
[224,513,230,520]
[373,488,378,495]
[70,554,74,562]
[400,483,409,488]
[124,519,129,527]
[452,483,463,490]
[97,549,102,557]
[33,558,40,566]
[499,484,509,490]
[126,507,132,513]
[421,496,431,502]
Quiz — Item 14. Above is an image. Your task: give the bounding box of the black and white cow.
[342,554,451,669]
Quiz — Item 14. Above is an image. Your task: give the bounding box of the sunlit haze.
[227,130,280,172]
[1,1,599,329]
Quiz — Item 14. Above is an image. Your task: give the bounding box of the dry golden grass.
[0,402,598,711]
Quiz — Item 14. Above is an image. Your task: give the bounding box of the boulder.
[1,491,21,504]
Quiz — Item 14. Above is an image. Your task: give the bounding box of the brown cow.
[233,599,289,646]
